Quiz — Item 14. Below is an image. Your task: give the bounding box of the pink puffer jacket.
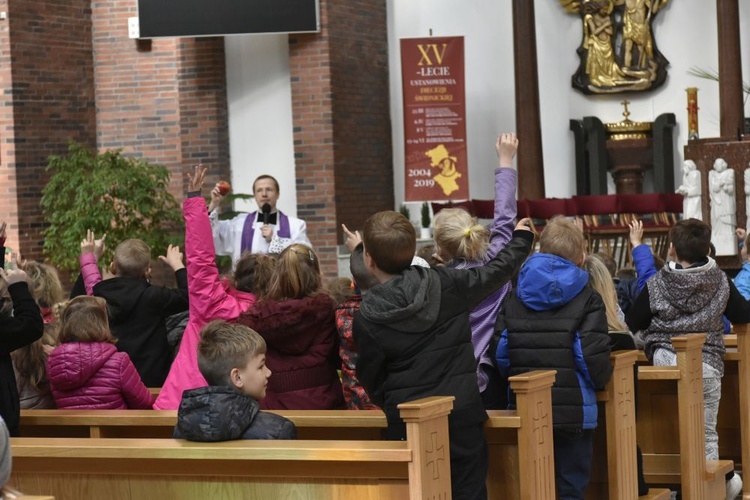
[47,342,154,409]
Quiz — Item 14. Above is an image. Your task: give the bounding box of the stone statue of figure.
[676,160,702,221]
[709,158,737,256]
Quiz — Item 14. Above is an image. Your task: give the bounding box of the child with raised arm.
[155,164,263,410]
[0,226,44,435]
[47,296,153,409]
[496,216,613,500]
[354,210,534,500]
[625,218,750,498]
[432,132,518,409]
[174,320,295,441]
[79,233,189,387]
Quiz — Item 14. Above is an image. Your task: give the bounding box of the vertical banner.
[401,36,468,202]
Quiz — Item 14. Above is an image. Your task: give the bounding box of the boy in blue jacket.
[496,216,612,500]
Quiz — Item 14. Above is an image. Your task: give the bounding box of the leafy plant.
[41,141,183,272]
[421,202,431,228]
[687,66,750,105]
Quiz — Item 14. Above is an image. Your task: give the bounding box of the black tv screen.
[137,0,319,38]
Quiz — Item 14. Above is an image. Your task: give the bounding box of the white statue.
[676,160,702,220]
[709,158,737,256]
[745,166,750,231]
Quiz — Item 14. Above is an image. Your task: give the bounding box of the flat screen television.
[137,0,320,38]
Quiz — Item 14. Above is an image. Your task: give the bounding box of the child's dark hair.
[325,277,356,305]
[233,253,278,296]
[363,211,416,275]
[669,218,711,264]
[593,252,617,278]
[416,244,443,268]
[197,320,266,387]
[350,243,379,292]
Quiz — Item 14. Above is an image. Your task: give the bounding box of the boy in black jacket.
[496,216,612,500]
[354,211,533,500]
[79,235,189,386]
[174,320,295,441]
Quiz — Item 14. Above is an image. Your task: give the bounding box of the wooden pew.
[637,326,750,499]
[11,396,454,500]
[20,371,557,500]
[20,356,668,500]
[637,334,733,499]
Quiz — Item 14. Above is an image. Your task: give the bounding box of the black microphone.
[262,203,271,225]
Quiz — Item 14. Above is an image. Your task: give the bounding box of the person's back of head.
[363,211,416,275]
[593,252,617,278]
[112,239,151,279]
[57,296,116,344]
[325,277,356,305]
[583,255,627,332]
[12,329,57,392]
[24,262,65,309]
[669,218,711,264]
[539,216,586,266]
[198,320,269,400]
[265,244,322,301]
[234,252,277,295]
[350,243,379,292]
[433,208,489,262]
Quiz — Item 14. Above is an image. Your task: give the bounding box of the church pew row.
[11,395,456,500]
[636,325,750,499]
[18,354,668,499]
[18,371,559,499]
[637,334,733,499]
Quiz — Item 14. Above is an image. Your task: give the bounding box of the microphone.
[262,203,271,225]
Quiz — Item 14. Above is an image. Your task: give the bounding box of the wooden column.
[716,0,745,138]
[512,0,545,200]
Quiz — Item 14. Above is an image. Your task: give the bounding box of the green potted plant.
[41,141,183,273]
[420,202,431,239]
[399,203,411,222]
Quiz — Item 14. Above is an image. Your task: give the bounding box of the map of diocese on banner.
[401,36,468,202]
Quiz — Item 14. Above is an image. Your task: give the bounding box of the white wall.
[224,2,750,216]
[224,34,298,215]
[387,0,750,210]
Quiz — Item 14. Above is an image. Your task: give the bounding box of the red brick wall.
[2,0,97,259]
[91,1,229,196]
[289,0,392,276]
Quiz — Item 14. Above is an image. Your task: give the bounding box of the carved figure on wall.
[559,0,671,95]
[709,158,737,256]
[676,160,702,221]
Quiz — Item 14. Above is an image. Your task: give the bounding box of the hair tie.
[464,228,471,238]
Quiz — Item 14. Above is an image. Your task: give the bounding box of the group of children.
[0,133,748,499]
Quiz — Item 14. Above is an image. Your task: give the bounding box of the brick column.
[289,0,392,277]
[0,0,97,259]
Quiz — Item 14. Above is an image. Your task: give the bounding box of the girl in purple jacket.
[432,132,519,409]
[47,296,153,410]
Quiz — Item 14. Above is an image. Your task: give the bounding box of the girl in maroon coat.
[47,296,154,410]
[235,244,345,410]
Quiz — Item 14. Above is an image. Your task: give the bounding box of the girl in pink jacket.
[47,296,153,409]
[154,165,261,409]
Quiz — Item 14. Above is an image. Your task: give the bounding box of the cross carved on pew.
[425,431,445,480]
[532,401,549,445]
[618,376,632,418]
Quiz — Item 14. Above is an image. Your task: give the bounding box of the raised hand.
[187,164,208,193]
[629,219,644,248]
[515,217,534,233]
[81,229,96,256]
[93,233,107,262]
[0,267,28,286]
[342,224,363,252]
[158,244,185,271]
[495,132,519,168]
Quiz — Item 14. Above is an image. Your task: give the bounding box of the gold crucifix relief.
[559,0,671,95]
